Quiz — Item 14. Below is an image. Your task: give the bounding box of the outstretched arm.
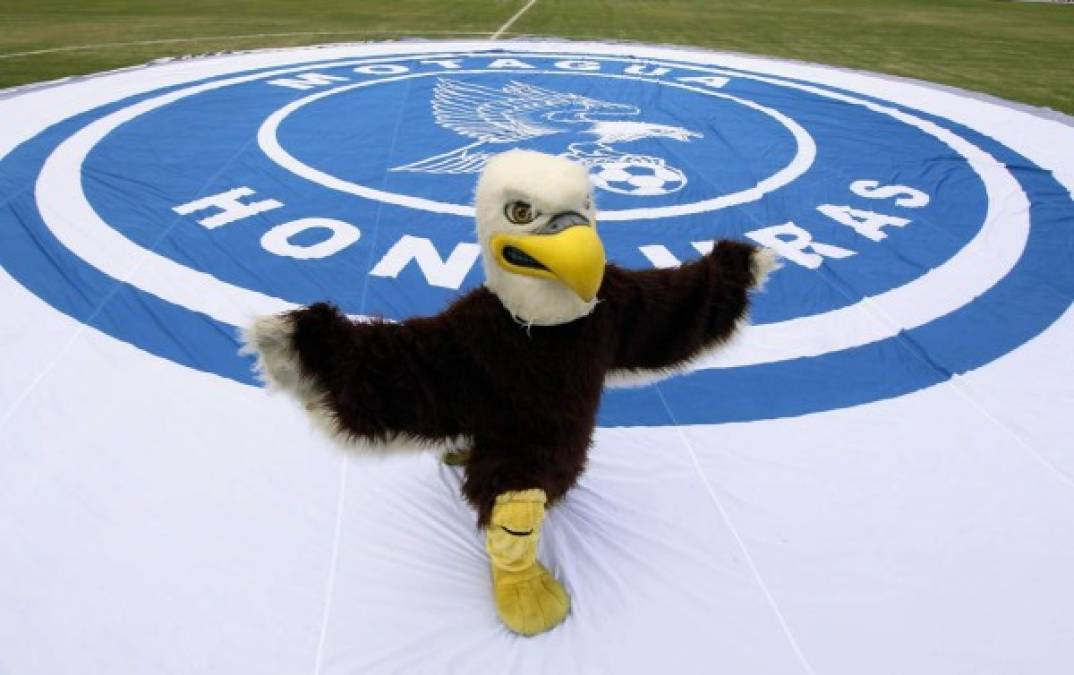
[242,302,469,448]
[603,240,778,382]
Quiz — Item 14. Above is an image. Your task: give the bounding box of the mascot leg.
[441,449,471,466]
[486,489,570,635]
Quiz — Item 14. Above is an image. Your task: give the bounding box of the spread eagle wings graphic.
[391,79,638,174]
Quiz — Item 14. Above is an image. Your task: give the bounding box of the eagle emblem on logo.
[392,78,702,196]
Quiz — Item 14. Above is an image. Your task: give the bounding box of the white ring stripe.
[256,69,817,221]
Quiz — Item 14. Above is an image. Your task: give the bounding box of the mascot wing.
[243,303,471,450]
[602,240,779,386]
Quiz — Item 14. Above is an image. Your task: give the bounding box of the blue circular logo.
[1,44,1071,426]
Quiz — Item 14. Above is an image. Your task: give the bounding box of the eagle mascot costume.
[244,149,778,636]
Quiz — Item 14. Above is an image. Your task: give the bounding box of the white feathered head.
[475,150,605,326]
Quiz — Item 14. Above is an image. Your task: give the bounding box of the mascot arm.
[604,240,777,376]
[244,302,469,446]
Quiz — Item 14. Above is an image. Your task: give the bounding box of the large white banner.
[1,41,1072,674]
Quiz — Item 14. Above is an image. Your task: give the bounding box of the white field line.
[654,388,819,675]
[490,0,539,40]
[312,454,349,675]
[0,30,498,60]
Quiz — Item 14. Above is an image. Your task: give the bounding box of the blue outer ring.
[0,54,1071,427]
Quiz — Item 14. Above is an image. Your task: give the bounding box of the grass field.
[0,0,1072,114]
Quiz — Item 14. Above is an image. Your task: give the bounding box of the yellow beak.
[490,224,606,302]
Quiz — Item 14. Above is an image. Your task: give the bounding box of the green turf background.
[1,1,1071,114]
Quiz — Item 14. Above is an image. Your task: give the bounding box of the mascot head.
[475,149,605,326]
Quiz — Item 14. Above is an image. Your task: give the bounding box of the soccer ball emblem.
[588,158,688,196]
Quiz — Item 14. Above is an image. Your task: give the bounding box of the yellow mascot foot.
[486,489,571,636]
[492,561,571,636]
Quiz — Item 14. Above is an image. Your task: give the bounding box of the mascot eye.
[505,201,537,225]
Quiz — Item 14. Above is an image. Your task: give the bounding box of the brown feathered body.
[282,240,762,526]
